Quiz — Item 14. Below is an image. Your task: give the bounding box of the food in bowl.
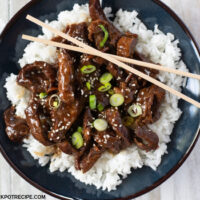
[3,0,188,191]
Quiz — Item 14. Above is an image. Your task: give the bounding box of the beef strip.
[89,0,107,21]
[88,19,121,51]
[66,22,89,44]
[52,22,89,45]
[117,33,138,58]
[58,140,78,155]
[52,36,66,43]
[79,144,104,173]
[75,108,94,170]
[134,126,159,151]
[4,106,29,142]
[89,0,122,50]
[76,54,101,98]
[106,62,124,82]
[17,61,57,93]
[114,82,136,105]
[58,49,75,104]
[92,56,108,66]
[94,130,122,154]
[81,108,94,146]
[48,99,84,143]
[105,108,132,147]
[133,51,159,79]
[136,85,165,125]
[126,74,140,91]
[25,98,53,146]
[94,90,110,108]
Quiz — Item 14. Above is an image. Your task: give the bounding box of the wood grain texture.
[0,0,9,22]
[0,0,199,200]
[162,0,200,45]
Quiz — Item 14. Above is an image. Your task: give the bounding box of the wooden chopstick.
[24,15,200,109]
[22,34,200,81]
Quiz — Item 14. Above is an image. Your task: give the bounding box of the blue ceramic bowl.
[0,0,199,199]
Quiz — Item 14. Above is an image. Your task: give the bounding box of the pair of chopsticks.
[22,15,200,109]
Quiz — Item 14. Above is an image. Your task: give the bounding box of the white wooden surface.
[0,0,199,199]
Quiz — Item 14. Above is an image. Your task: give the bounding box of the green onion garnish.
[98,24,109,48]
[93,119,108,131]
[49,94,61,109]
[81,65,96,74]
[89,95,96,110]
[98,83,112,92]
[123,116,134,127]
[100,73,113,84]
[128,104,142,117]
[39,92,47,99]
[108,89,114,95]
[110,94,124,107]
[77,126,83,133]
[72,132,84,149]
[53,101,59,108]
[86,82,91,90]
[97,103,104,112]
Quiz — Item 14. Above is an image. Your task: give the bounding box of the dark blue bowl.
[0,0,199,199]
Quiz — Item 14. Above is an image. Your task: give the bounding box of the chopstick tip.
[21,34,31,41]
[26,14,31,19]
[22,34,26,39]
[26,14,35,21]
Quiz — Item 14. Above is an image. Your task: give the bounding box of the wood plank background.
[0,0,199,199]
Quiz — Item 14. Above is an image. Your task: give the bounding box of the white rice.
[4,4,188,191]
[4,74,30,118]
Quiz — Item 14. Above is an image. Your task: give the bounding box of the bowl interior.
[0,0,199,199]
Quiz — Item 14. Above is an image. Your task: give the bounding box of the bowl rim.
[0,0,199,199]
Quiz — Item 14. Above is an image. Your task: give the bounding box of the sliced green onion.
[110,94,124,107]
[89,95,96,110]
[77,126,83,133]
[93,119,108,131]
[53,101,59,108]
[97,103,104,112]
[86,82,91,90]
[39,92,47,99]
[98,24,109,48]
[72,132,84,149]
[98,83,112,92]
[123,116,134,127]
[100,73,113,84]
[108,89,114,95]
[49,94,61,109]
[128,104,142,118]
[81,65,96,74]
